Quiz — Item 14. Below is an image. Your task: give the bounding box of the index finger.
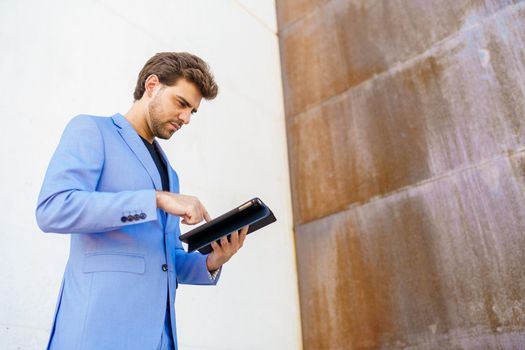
[239,226,248,245]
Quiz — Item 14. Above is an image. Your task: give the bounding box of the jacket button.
[127,215,134,222]
[133,214,140,221]
[140,213,147,220]
[121,216,127,223]
[162,264,168,272]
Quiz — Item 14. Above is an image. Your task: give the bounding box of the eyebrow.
[175,95,197,114]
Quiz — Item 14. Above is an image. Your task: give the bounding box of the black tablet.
[179,197,276,254]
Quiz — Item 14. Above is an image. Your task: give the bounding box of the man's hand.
[206,226,249,272]
[156,191,211,224]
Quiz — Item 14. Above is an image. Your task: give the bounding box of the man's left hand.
[206,226,249,272]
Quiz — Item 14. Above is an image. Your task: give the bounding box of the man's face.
[146,78,202,140]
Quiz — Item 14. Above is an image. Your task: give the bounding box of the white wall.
[0,1,302,349]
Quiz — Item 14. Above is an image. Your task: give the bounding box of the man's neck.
[124,102,155,143]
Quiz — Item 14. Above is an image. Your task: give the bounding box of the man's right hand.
[155,191,211,225]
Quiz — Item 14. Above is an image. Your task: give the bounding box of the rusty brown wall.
[277,1,525,349]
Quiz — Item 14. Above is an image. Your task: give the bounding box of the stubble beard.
[148,91,174,140]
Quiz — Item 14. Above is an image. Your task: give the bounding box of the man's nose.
[179,109,192,124]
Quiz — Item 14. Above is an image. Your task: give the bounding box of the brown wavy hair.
[133,52,218,101]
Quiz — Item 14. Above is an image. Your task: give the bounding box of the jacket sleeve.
[35,115,158,234]
[174,247,221,286]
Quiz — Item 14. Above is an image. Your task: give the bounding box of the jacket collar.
[111,113,162,190]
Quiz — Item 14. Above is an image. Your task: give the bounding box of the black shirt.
[140,136,170,192]
[140,136,176,329]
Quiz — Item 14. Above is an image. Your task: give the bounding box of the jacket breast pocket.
[83,253,145,274]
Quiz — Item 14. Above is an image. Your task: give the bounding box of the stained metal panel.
[287,4,525,224]
[278,0,525,349]
[279,0,524,117]
[296,153,525,349]
[276,0,329,29]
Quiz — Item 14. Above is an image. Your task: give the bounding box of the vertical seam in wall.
[231,0,277,35]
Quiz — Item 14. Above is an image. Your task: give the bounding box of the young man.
[36,52,247,350]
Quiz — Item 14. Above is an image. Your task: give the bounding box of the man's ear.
[144,74,161,98]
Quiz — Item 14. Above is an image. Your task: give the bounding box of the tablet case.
[179,197,276,254]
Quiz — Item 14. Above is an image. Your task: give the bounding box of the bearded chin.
[152,121,172,140]
[148,103,172,140]
[157,129,172,140]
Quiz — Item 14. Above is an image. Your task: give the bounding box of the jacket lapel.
[112,113,162,191]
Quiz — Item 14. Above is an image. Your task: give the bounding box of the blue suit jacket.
[36,113,219,350]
